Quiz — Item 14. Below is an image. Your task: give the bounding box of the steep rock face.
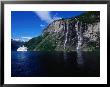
[25,11,100,51]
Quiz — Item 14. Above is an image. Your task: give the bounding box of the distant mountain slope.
[25,11,100,51]
[11,39,24,51]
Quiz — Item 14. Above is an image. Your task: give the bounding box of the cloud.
[53,16,62,21]
[34,11,62,23]
[35,11,52,23]
[21,37,32,42]
[52,13,62,20]
[40,24,45,27]
[12,37,32,42]
[13,38,21,41]
[22,37,32,40]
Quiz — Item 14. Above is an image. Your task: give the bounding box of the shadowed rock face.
[25,11,100,51]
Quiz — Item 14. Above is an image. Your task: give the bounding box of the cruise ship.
[17,45,28,51]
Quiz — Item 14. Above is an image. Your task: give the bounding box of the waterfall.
[64,20,69,50]
[75,21,83,50]
[75,20,84,67]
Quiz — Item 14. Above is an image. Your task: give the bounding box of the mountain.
[11,39,24,51]
[25,11,100,51]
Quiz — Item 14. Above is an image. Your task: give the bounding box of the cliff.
[25,11,100,51]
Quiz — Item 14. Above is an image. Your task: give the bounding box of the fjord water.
[11,51,100,77]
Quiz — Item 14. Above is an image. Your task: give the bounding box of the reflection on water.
[76,49,84,67]
[11,51,100,77]
[63,52,67,60]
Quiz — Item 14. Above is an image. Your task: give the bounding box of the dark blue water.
[11,51,100,77]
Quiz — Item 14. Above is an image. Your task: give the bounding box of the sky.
[11,11,85,42]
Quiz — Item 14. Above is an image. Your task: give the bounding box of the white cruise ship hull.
[17,45,28,51]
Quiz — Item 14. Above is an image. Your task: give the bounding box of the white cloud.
[21,37,32,42]
[40,24,45,27]
[34,11,62,23]
[22,37,32,40]
[13,38,21,41]
[12,37,32,42]
[53,13,62,20]
[53,16,62,21]
[35,11,52,23]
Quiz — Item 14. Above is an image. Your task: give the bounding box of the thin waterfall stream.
[64,20,69,50]
[63,20,69,60]
[75,21,84,65]
[76,21,83,50]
